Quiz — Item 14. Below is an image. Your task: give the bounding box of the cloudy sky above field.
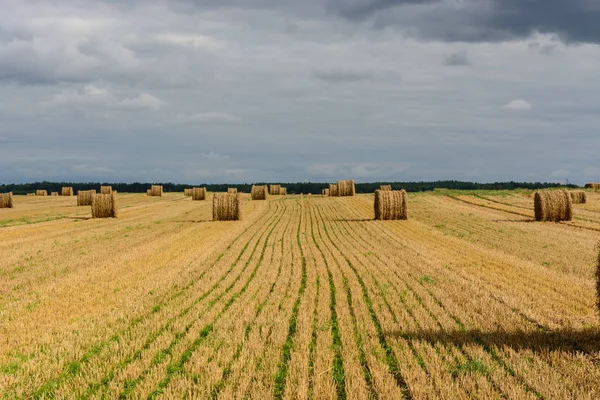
[0,0,599,184]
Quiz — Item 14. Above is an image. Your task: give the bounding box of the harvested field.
[1,190,600,399]
[51,192,59,197]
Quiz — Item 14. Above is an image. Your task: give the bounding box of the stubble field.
[1,190,599,399]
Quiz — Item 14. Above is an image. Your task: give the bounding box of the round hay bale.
[280,187,287,195]
[380,185,392,191]
[0,192,14,208]
[329,184,339,197]
[184,188,193,196]
[61,187,73,196]
[77,190,96,206]
[100,186,112,195]
[92,191,118,218]
[534,191,573,222]
[51,192,59,196]
[36,190,47,196]
[374,189,408,220]
[569,191,587,204]
[192,187,206,201]
[585,183,600,189]
[228,187,238,194]
[213,193,243,221]
[148,185,163,197]
[269,184,281,196]
[251,185,268,200]
[337,180,355,197]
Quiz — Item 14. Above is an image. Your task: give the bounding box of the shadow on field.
[331,218,373,222]
[386,328,600,354]
[491,219,536,223]
[173,219,212,223]
[66,216,92,220]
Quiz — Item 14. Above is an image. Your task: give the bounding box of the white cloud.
[177,112,240,123]
[153,34,224,50]
[119,93,165,110]
[503,99,532,111]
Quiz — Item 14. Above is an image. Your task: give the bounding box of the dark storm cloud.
[443,51,470,66]
[167,0,600,44]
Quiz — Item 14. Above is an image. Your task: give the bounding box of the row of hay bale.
[269,185,288,195]
[585,183,600,189]
[327,180,355,197]
[533,189,592,222]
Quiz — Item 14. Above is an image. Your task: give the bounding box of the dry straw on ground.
[0,192,13,208]
[213,193,243,221]
[77,190,96,206]
[570,191,587,204]
[51,192,59,196]
[36,190,47,196]
[101,186,112,195]
[192,187,206,201]
[61,187,73,196]
[380,185,392,191]
[596,243,600,315]
[280,187,287,195]
[337,180,356,196]
[147,185,163,196]
[374,189,408,220]
[534,191,573,222]
[269,184,281,195]
[26,193,35,196]
[585,183,600,189]
[184,188,192,196]
[228,188,238,194]
[251,185,268,200]
[329,184,339,197]
[92,191,118,218]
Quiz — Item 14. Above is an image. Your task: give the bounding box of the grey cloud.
[443,51,470,66]
[311,68,373,83]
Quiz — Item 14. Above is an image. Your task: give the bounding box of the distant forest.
[0,180,578,195]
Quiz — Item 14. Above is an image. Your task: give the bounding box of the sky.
[0,0,599,184]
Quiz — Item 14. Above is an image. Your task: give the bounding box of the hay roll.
[380,185,392,191]
[77,190,96,206]
[192,187,206,201]
[213,193,243,221]
[51,192,59,196]
[228,188,238,194]
[570,191,587,204]
[92,191,118,218]
[184,188,192,196]
[36,190,47,196]
[0,192,14,208]
[534,191,573,222]
[329,184,338,197]
[337,180,355,197]
[61,187,73,196]
[374,189,408,220]
[148,185,163,196]
[280,187,287,195]
[269,184,281,195]
[251,185,268,200]
[100,186,112,195]
[585,183,600,189]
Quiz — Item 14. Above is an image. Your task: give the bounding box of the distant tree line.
[0,180,578,195]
